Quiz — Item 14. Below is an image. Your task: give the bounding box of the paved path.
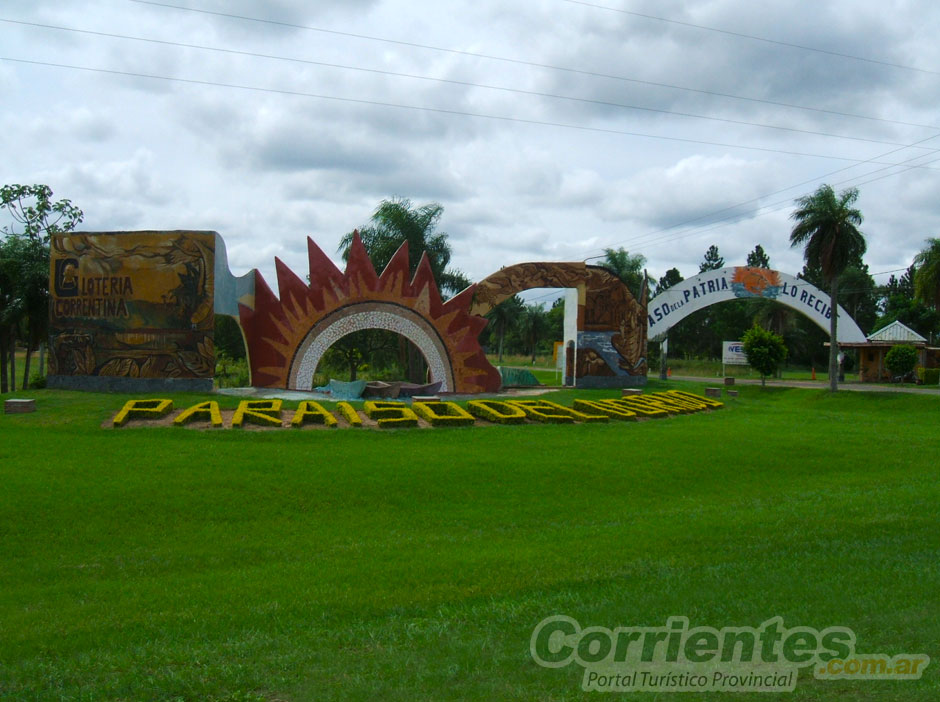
[669,375,940,395]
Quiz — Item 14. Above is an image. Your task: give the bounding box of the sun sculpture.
[238,232,502,393]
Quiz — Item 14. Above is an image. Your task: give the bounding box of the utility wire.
[1,17,928,149]
[561,0,940,76]
[582,132,940,259]
[5,55,939,168]
[123,0,940,131]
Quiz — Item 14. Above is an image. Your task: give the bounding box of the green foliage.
[917,367,939,385]
[214,355,250,388]
[655,267,683,294]
[884,344,918,378]
[598,247,646,298]
[913,237,940,310]
[213,314,246,360]
[745,244,770,269]
[699,244,724,272]
[790,185,866,282]
[338,197,468,297]
[742,324,788,386]
[1,184,83,392]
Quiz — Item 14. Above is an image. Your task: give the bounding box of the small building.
[838,321,939,382]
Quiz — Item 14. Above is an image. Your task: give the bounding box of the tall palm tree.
[789,184,866,392]
[485,295,524,363]
[338,198,469,296]
[599,247,645,298]
[519,303,549,364]
[913,237,940,311]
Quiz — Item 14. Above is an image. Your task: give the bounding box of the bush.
[885,345,918,380]
[919,367,940,385]
[28,373,47,389]
[214,355,250,388]
[741,325,787,386]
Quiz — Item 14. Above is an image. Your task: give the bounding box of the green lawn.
[0,383,937,700]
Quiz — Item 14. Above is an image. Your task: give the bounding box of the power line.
[2,17,929,149]
[122,0,940,131]
[561,0,940,76]
[6,55,939,168]
[582,132,940,259]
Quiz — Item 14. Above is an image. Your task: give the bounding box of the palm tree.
[599,247,645,298]
[338,197,469,296]
[518,303,549,364]
[789,184,866,392]
[913,237,940,311]
[485,295,524,363]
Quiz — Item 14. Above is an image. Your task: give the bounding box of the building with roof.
[836,321,939,382]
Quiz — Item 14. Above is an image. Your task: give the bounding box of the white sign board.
[722,340,749,366]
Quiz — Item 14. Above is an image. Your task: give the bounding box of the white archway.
[647,266,866,343]
[288,302,455,391]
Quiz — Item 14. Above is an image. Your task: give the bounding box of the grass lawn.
[0,382,937,700]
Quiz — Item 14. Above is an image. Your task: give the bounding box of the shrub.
[742,325,788,386]
[885,344,919,380]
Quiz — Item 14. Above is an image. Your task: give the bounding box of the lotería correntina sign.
[646,266,866,343]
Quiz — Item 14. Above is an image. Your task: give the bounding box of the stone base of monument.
[5,399,36,414]
[411,395,441,403]
[621,388,643,396]
[704,388,722,398]
[724,377,735,386]
[727,390,739,397]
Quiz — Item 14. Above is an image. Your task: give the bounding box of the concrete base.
[5,399,36,413]
[573,375,647,389]
[705,387,722,398]
[47,375,213,393]
[621,388,643,396]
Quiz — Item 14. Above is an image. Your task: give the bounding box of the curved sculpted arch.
[238,234,500,392]
[647,266,866,343]
[471,261,648,386]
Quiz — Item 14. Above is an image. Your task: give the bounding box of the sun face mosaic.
[238,233,501,394]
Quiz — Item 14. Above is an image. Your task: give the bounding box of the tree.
[742,324,787,387]
[518,303,549,363]
[338,198,469,296]
[913,237,940,311]
[699,245,724,272]
[884,344,918,380]
[789,184,865,392]
[1,184,83,392]
[485,294,524,363]
[656,267,683,294]
[746,244,770,269]
[599,247,645,298]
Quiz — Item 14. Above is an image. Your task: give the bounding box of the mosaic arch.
[646,266,866,343]
[238,233,501,392]
[471,262,648,387]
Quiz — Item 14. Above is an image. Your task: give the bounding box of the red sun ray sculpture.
[238,232,502,393]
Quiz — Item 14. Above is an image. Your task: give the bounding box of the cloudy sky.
[2,0,938,301]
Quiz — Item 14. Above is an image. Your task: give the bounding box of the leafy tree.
[879,265,915,307]
[913,237,940,310]
[485,294,524,363]
[699,245,724,272]
[1,184,83,392]
[874,295,939,341]
[789,184,865,392]
[655,267,683,294]
[214,314,246,360]
[884,344,918,380]
[746,244,770,269]
[742,324,787,386]
[599,247,646,298]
